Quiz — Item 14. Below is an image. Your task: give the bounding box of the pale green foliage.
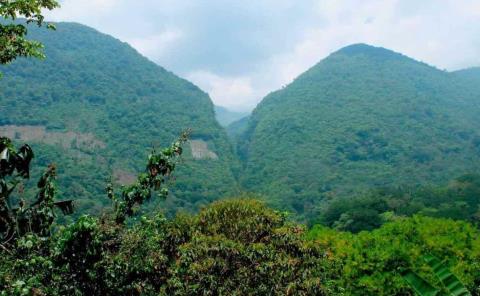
[308,216,480,295]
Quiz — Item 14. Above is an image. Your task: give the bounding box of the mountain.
[239,43,480,219]
[214,105,249,127]
[0,22,238,215]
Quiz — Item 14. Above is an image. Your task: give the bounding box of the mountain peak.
[241,41,480,217]
[334,43,402,59]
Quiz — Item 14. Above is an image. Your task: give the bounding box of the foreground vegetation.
[308,216,479,295]
[2,198,478,295]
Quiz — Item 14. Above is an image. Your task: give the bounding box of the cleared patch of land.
[0,125,106,152]
[190,140,218,160]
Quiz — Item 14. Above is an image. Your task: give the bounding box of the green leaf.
[423,255,471,296]
[403,270,440,296]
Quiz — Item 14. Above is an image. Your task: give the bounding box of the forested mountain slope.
[240,44,480,218]
[0,22,238,215]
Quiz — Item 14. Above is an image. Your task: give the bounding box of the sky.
[45,0,480,112]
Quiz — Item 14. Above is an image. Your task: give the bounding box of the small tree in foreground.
[0,0,59,68]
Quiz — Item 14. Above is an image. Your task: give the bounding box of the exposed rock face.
[190,140,219,160]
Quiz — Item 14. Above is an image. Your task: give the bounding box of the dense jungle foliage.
[2,195,478,295]
[239,44,480,220]
[0,21,239,218]
[1,198,332,295]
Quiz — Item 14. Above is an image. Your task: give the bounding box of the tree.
[0,0,59,68]
[0,137,74,245]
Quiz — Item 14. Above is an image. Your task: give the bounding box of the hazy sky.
[46,0,480,111]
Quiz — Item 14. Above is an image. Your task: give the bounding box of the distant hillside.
[239,43,480,219]
[453,67,480,86]
[214,105,249,127]
[0,22,238,215]
[227,116,250,139]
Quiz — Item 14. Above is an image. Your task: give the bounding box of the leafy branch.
[0,0,60,68]
[0,137,73,245]
[107,130,190,224]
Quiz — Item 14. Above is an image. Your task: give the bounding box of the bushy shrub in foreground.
[1,199,332,295]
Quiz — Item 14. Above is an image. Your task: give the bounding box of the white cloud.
[46,0,119,19]
[127,29,183,59]
[187,71,258,111]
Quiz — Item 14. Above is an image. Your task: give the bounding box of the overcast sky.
[45,0,480,111]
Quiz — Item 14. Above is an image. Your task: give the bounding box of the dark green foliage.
[0,22,238,217]
[0,136,33,178]
[53,215,103,295]
[318,194,388,232]
[239,43,480,220]
[1,199,332,295]
[0,137,71,243]
[317,174,480,232]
